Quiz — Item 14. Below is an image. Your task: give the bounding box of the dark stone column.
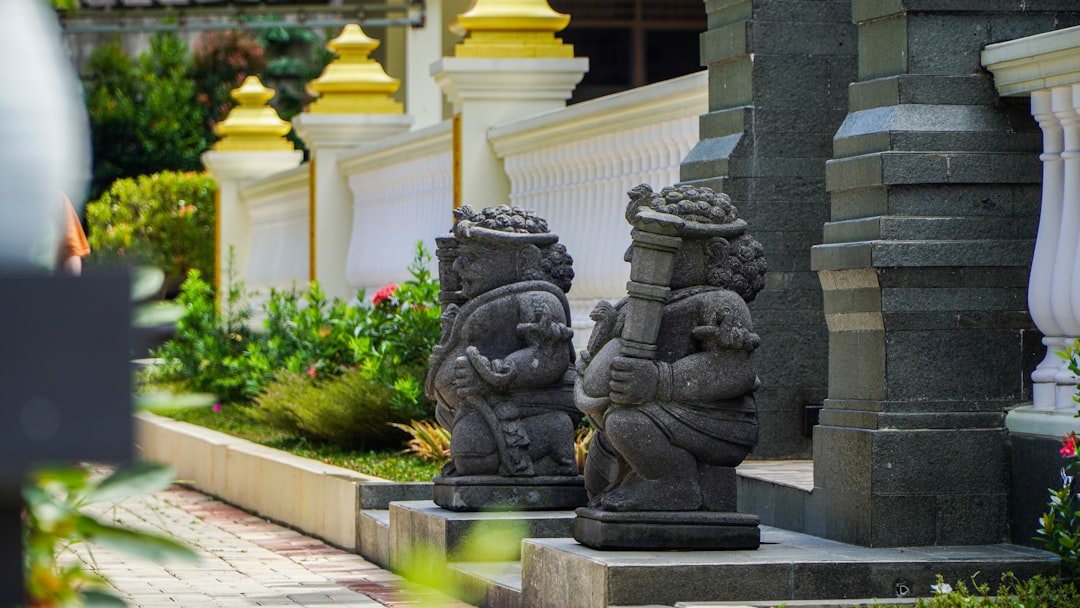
[682,0,858,458]
[809,1,1080,547]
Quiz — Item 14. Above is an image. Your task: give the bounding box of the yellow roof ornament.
[212,76,294,152]
[307,24,403,114]
[454,0,574,58]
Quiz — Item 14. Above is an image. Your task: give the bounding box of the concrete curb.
[134,411,385,550]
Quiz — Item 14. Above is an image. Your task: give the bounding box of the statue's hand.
[608,356,658,405]
[465,345,516,389]
[452,355,483,397]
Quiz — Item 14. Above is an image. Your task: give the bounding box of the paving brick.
[71,480,474,608]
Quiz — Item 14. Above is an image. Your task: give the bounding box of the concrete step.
[450,561,523,608]
[521,526,1058,608]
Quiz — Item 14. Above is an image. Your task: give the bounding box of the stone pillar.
[808,2,1080,547]
[202,76,303,294]
[293,24,413,300]
[680,0,858,458]
[431,0,588,208]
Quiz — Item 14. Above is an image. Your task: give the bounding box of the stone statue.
[573,184,766,550]
[426,204,586,510]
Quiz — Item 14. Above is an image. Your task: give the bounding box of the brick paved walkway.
[72,484,474,608]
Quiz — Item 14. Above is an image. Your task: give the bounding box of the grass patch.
[158,405,443,482]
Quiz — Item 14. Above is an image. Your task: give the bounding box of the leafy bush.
[252,368,427,449]
[152,261,260,404]
[1036,430,1080,580]
[83,34,209,199]
[154,243,442,448]
[917,573,1079,607]
[86,171,216,295]
[189,29,268,133]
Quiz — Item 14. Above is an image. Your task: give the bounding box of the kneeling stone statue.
[573,184,767,550]
[426,204,586,511]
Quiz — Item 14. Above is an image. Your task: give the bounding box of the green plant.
[152,255,261,404]
[83,34,209,199]
[389,420,451,463]
[189,29,268,134]
[251,367,427,449]
[85,171,216,295]
[24,462,199,607]
[916,572,1079,607]
[1036,431,1080,580]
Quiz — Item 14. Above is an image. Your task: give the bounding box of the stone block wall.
[808,1,1080,546]
[682,0,859,458]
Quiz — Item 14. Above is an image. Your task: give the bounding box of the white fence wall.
[240,164,310,295]
[340,120,454,298]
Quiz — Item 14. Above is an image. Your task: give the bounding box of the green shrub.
[86,171,216,295]
[917,573,1079,607]
[83,34,208,199]
[152,260,261,404]
[251,367,427,449]
[153,243,441,434]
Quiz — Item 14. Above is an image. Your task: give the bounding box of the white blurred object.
[0,0,91,271]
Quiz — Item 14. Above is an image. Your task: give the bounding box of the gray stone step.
[520,527,1058,608]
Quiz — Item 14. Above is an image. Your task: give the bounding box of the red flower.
[306,365,317,379]
[373,284,398,306]
[1061,432,1077,458]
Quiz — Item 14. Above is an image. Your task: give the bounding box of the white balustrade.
[339,120,454,298]
[984,29,1080,411]
[239,164,311,296]
[1052,85,1080,409]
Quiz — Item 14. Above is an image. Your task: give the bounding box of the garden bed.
[134,411,426,551]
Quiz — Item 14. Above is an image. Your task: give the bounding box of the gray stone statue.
[573,184,766,549]
[426,205,586,511]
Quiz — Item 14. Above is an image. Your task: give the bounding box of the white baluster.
[1052,85,1080,408]
[1029,90,1067,408]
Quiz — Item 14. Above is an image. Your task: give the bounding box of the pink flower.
[373,284,398,306]
[306,365,317,379]
[213,403,222,413]
[1061,432,1077,458]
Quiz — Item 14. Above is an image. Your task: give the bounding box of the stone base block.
[572,507,761,550]
[432,475,588,511]
[521,529,1060,608]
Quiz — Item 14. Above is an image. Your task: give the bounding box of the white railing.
[983,26,1080,411]
[240,164,310,296]
[339,120,454,298]
[489,71,707,336]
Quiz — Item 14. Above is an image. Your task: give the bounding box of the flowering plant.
[1036,430,1080,580]
[372,283,398,307]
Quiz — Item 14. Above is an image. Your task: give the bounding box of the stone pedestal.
[807,2,1080,547]
[432,475,587,512]
[432,56,587,207]
[573,508,760,551]
[292,113,412,299]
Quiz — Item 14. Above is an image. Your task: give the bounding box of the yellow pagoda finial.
[454,0,574,58]
[212,76,294,151]
[306,24,403,114]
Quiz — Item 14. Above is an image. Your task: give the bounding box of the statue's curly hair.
[705,234,767,303]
